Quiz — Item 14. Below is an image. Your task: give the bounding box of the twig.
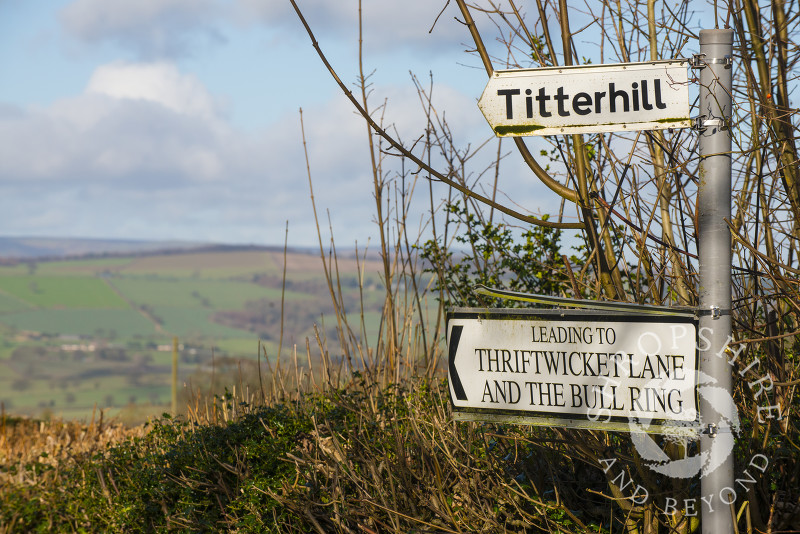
[288,0,581,230]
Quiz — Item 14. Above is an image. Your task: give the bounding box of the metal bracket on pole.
[690,54,732,68]
[695,305,728,319]
[693,115,727,131]
[699,423,736,437]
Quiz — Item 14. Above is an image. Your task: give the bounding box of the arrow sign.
[447,308,700,434]
[478,60,690,137]
[448,325,467,400]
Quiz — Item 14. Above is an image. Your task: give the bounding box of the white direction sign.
[478,60,690,136]
[448,309,699,434]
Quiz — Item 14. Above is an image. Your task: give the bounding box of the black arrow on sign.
[448,325,467,401]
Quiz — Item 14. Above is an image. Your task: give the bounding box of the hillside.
[0,244,389,422]
[0,236,213,261]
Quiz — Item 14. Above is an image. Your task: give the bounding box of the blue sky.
[0,0,550,249]
[0,1,711,249]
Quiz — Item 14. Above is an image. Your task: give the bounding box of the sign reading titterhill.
[448,309,699,434]
[478,60,690,136]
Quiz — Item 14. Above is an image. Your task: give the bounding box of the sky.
[0,1,712,249]
[0,0,515,249]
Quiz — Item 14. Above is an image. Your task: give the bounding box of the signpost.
[478,60,690,136]
[448,308,699,434]
[463,33,735,533]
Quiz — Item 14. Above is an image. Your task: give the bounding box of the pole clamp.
[695,306,730,318]
[692,115,727,131]
[690,54,732,69]
[699,423,735,437]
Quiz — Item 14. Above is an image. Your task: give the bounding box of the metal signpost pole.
[697,29,734,533]
[172,336,179,415]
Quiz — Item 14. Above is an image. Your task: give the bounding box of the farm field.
[0,247,390,422]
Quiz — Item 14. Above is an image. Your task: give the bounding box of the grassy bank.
[0,373,607,533]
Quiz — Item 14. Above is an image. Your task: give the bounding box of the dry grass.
[0,407,146,488]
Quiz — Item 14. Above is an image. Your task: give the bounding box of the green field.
[153,308,253,339]
[0,275,128,309]
[108,276,307,309]
[0,248,387,422]
[0,309,157,338]
[0,291,33,313]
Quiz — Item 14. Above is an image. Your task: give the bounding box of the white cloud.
[0,60,390,244]
[59,0,227,58]
[0,61,228,185]
[0,54,551,246]
[86,61,219,120]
